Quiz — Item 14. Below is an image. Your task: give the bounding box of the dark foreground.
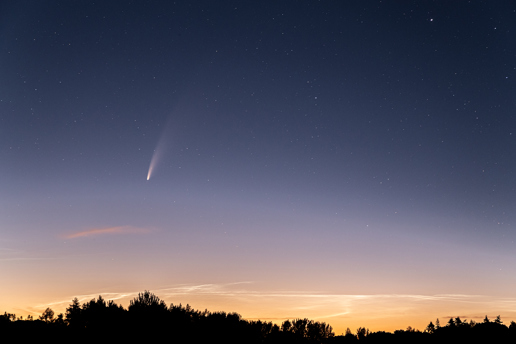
[3,291,516,343]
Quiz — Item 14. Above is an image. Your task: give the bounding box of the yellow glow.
[5,284,516,334]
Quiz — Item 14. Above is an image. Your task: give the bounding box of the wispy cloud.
[64,226,150,239]
[34,283,252,311]
[32,283,516,330]
[0,247,57,262]
[0,257,58,261]
[34,285,508,310]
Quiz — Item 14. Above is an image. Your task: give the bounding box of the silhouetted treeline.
[2,291,516,343]
[0,291,333,343]
[327,316,516,344]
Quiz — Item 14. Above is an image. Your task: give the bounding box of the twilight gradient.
[2,1,516,333]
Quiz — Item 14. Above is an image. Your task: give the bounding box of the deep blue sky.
[2,0,516,331]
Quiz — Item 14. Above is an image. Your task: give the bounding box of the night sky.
[2,0,516,332]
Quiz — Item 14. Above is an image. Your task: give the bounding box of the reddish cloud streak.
[65,226,149,239]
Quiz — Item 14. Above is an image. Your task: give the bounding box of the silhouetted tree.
[281,319,292,332]
[356,327,368,340]
[65,297,82,328]
[129,290,167,312]
[291,318,309,338]
[128,290,169,339]
[39,308,54,323]
[81,296,110,330]
[307,320,334,342]
[425,321,435,333]
[247,319,279,343]
[1,312,16,322]
[54,313,65,326]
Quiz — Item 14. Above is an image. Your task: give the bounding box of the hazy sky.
[2,0,516,333]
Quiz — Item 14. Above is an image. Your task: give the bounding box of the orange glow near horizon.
[3,0,516,339]
[5,285,516,334]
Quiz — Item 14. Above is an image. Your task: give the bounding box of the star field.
[1,1,516,332]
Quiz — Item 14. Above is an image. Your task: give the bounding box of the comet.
[146,150,158,180]
[146,143,163,181]
[146,117,173,180]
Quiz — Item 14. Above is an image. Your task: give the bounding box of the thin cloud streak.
[33,283,516,324]
[64,226,150,239]
[0,247,62,261]
[0,257,58,261]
